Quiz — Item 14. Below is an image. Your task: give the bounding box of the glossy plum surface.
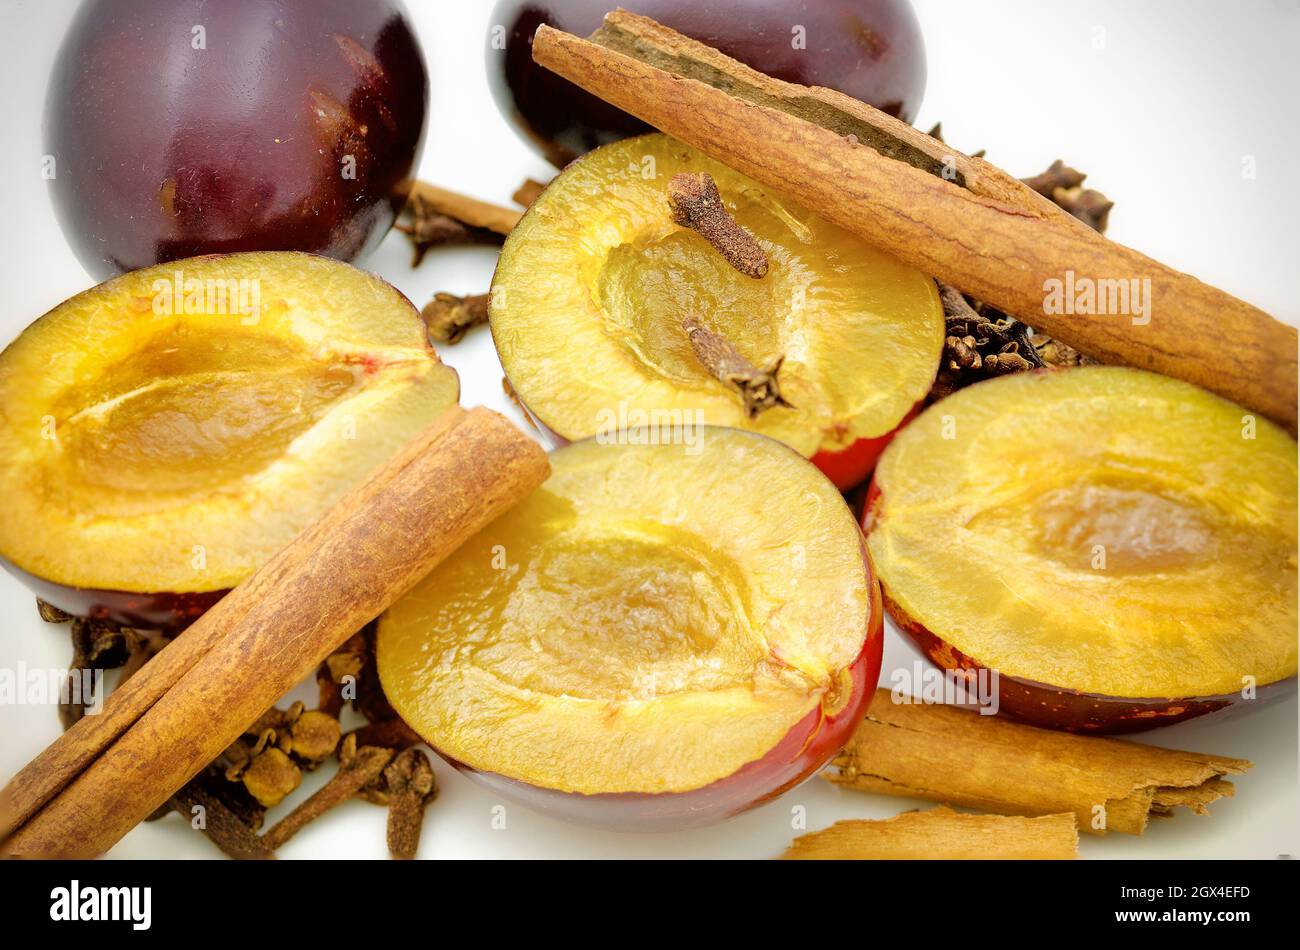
[861,481,1297,734]
[3,556,227,631]
[439,582,884,830]
[487,0,927,165]
[0,253,459,631]
[46,0,429,278]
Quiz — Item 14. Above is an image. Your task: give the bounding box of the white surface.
[0,0,1295,859]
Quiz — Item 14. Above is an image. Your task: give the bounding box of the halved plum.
[377,427,882,828]
[489,134,943,491]
[864,366,1297,732]
[0,252,459,628]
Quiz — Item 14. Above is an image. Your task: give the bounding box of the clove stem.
[260,736,393,851]
[683,316,791,418]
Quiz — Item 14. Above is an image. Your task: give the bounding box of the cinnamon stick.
[783,807,1079,860]
[408,181,522,236]
[0,406,549,857]
[512,177,548,208]
[532,11,1297,431]
[824,690,1251,836]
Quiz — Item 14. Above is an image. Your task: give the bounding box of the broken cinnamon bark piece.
[784,806,1078,859]
[824,689,1251,835]
[513,177,548,208]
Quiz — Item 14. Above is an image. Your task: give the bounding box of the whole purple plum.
[487,0,927,166]
[46,0,429,278]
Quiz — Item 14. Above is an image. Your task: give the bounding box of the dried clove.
[317,622,423,766]
[684,316,792,418]
[58,619,137,730]
[422,291,491,344]
[260,735,394,851]
[44,601,170,730]
[945,334,981,372]
[318,627,396,724]
[924,153,1114,403]
[36,598,71,623]
[985,349,1036,376]
[397,193,504,266]
[348,717,422,753]
[289,709,342,763]
[1021,159,1087,198]
[384,747,437,860]
[1020,160,1112,234]
[668,172,769,278]
[169,769,273,860]
[1032,333,1098,368]
[226,700,338,777]
[930,280,1050,400]
[222,701,326,805]
[238,746,301,808]
[1052,185,1114,233]
[317,631,366,716]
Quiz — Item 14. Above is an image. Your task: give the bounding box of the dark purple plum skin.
[45,0,429,279]
[487,0,927,165]
[2,554,226,631]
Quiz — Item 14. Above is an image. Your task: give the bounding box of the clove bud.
[668,172,769,278]
[384,747,437,860]
[422,292,491,344]
[260,735,393,851]
[684,316,792,418]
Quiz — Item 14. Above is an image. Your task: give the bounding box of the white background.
[0,0,1295,859]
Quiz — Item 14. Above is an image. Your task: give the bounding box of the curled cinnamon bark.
[825,690,1251,836]
[532,11,1297,431]
[1,408,550,858]
[785,807,1079,860]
